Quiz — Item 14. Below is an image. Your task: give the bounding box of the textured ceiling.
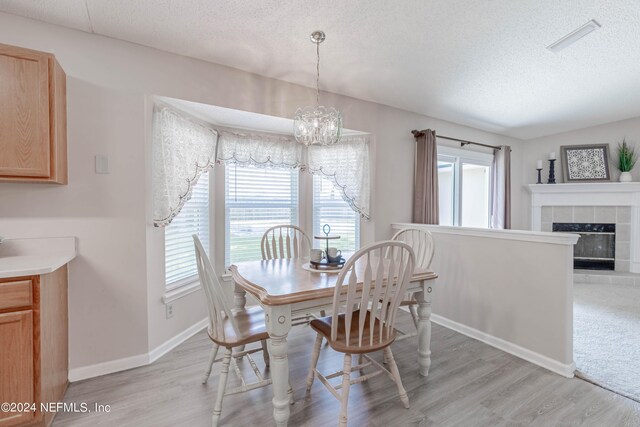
[1,0,640,139]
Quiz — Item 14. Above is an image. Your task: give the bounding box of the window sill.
[221,272,233,282]
[162,280,202,304]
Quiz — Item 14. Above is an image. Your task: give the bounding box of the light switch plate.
[95,155,109,174]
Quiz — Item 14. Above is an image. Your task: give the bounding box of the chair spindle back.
[261,225,311,260]
[391,228,435,270]
[331,241,415,348]
[194,235,239,343]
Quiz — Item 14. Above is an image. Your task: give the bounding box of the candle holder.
[547,159,556,184]
[536,168,543,184]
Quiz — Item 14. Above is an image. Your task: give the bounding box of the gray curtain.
[491,145,511,229]
[412,129,439,224]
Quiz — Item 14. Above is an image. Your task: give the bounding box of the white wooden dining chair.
[261,224,326,322]
[194,235,276,426]
[305,240,416,426]
[391,228,435,336]
[261,224,312,260]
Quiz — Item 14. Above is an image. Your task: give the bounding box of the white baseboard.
[430,314,575,378]
[148,318,209,363]
[68,353,150,382]
[69,318,208,382]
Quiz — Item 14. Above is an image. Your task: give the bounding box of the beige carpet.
[574,281,640,402]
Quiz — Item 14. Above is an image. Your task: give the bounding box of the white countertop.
[0,237,77,279]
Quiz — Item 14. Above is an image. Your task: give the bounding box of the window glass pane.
[312,175,360,252]
[165,173,209,288]
[438,160,455,226]
[461,163,490,228]
[225,165,298,265]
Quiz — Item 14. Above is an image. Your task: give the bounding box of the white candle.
[536,160,543,169]
[549,152,556,160]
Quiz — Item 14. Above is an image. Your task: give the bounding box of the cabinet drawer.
[0,280,32,310]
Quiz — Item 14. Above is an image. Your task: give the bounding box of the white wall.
[0,81,150,369]
[520,116,640,228]
[393,223,577,377]
[0,12,525,376]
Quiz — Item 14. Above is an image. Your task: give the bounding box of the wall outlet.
[166,303,174,319]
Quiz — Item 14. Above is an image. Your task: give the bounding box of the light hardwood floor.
[54,312,640,426]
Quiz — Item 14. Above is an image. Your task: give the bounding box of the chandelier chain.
[316,40,320,105]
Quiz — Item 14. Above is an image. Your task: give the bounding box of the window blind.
[313,175,360,252]
[225,165,298,266]
[164,173,210,289]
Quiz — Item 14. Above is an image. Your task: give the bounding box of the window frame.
[223,164,301,267]
[438,146,493,228]
[218,164,363,270]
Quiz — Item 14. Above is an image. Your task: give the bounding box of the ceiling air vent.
[546,19,601,53]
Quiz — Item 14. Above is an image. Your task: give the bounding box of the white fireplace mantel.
[528,182,640,204]
[527,182,640,273]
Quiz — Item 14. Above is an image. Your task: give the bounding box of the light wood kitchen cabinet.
[0,43,67,184]
[0,310,34,426]
[0,267,68,427]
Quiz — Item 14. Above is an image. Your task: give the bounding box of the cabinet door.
[0,310,34,426]
[0,45,51,178]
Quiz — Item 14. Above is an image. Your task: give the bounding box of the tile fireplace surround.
[528,183,640,273]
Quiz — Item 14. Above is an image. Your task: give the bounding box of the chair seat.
[208,306,269,347]
[310,310,396,354]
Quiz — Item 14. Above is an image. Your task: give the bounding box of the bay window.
[157,104,369,284]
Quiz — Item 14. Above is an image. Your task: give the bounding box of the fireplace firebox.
[552,223,615,270]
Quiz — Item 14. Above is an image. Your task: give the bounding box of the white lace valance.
[216,129,304,169]
[308,135,371,219]
[152,105,218,227]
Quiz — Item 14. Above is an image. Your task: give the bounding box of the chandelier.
[294,31,342,146]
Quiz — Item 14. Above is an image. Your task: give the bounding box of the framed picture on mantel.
[561,144,611,182]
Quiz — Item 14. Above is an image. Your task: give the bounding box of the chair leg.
[212,347,232,427]
[358,354,365,373]
[202,343,219,384]
[383,347,410,409]
[408,303,419,330]
[261,339,270,367]
[338,354,352,427]
[318,311,330,347]
[235,344,245,360]
[306,334,323,392]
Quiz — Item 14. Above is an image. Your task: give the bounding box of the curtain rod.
[411,130,502,150]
